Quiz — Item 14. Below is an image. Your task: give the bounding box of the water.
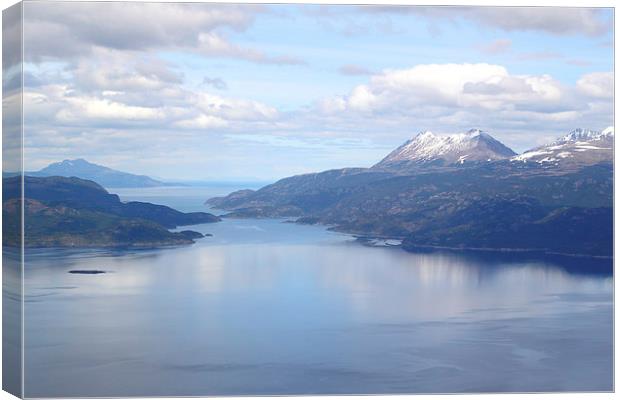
[107,184,263,214]
[19,186,613,397]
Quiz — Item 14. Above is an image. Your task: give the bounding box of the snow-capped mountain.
[513,127,614,166]
[557,127,613,142]
[374,128,516,169]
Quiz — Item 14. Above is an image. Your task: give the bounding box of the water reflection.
[21,189,613,397]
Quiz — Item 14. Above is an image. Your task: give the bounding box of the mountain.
[27,159,172,188]
[400,195,612,257]
[3,176,220,248]
[374,129,516,170]
[208,127,612,257]
[512,127,613,168]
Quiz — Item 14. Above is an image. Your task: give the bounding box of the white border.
[0,1,616,400]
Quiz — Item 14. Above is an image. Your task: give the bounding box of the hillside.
[207,128,613,257]
[3,176,220,248]
[512,127,613,169]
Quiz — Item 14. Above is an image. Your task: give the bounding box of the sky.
[11,2,615,181]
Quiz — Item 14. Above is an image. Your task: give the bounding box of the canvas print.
[2,2,614,397]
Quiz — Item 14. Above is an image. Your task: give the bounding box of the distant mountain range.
[208,127,614,257]
[2,176,220,248]
[513,127,613,167]
[374,126,614,171]
[5,159,179,188]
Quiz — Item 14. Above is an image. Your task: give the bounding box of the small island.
[2,176,220,248]
[68,270,107,274]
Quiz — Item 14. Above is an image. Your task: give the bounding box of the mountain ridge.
[20,158,179,188]
[3,176,220,248]
[513,126,614,167]
[374,128,517,170]
[207,127,613,257]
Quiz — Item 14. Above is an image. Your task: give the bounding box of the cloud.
[174,115,229,129]
[70,49,184,94]
[321,63,581,114]
[194,32,305,65]
[364,6,612,37]
[191,92,279,122]
[313,63,612,149]
[566,59,593,67]
[576,72,613,98]
[57,97,166,122]
[321,64,515,113]
[479,39,512,54]
[23,47,280,135]
[2,3,22,72]
[465,7,611,37]
[202,77,228,90]
[517,51,563,61]
[16,4,613,179]
[514,52,594,67]
[305,5,400,36]
[338,64,376,76]
[24,81,278,131]
[23,2,303,65]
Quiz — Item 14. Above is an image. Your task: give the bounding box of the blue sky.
[16,3,614,181]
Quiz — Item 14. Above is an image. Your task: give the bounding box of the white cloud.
[322,63,516,113]
[24,2,254,53]
[175,115,229,129]
[576,72,613,99]
[16,4,613,179]
[196,32,305,65]
[194,93,279,121]
[23,2,303,65]
[313,63,612,150]
[57,97,165,122]
[24,74,279,133]
[321,63,585,115]
[71,49,184,93]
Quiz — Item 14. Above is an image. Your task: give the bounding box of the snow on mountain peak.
[513,127,613,166]
[465,128,486,137]
[375,129,516,168]
[417,130,435,139]
[557,128,612,143]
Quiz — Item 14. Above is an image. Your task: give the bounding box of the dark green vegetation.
[3,176,220,248]
[208,161,613,257]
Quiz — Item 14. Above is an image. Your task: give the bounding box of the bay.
[20,185,613,397]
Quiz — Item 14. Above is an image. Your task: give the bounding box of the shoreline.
[401,243,613,260]
[221,213,613,260]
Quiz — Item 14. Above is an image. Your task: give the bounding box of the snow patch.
[575,145,610,150]
[513,150,552,161]
[379,128,514,165]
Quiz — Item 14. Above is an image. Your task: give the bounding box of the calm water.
[20,186,613,397]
